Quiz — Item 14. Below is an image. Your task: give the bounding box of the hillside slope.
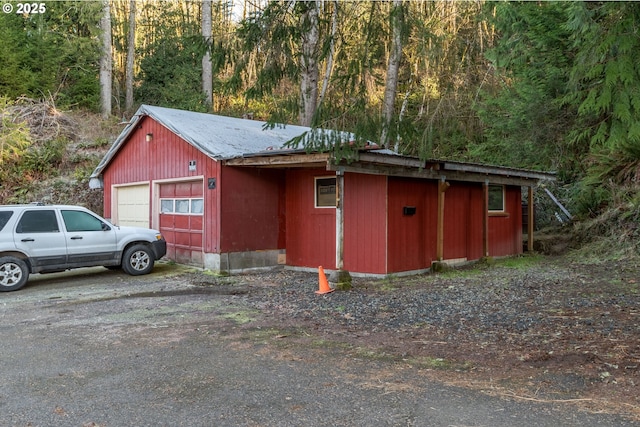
[1,99,121,213]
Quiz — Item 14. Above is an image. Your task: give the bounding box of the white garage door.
[114,184,150,227]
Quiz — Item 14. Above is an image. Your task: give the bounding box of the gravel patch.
[190,255,640,419]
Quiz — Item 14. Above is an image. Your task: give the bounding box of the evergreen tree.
[563,2,640,214]
[0,1,102,109]
[473,2,576,173]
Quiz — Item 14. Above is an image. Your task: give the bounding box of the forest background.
[1,0,639,255]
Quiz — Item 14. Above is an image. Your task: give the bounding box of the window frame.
[314,176,337,209]
[488,184,506,213]
[15,210,60,233]
[159,198,204,215]
[0,210,14,232]
[61,210,107,232]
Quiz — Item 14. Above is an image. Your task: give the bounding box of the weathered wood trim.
[328,162,543,186]
[528,186,534,252]
[335,170,345,270]
[225,153,330,167]
[442,161,555,181]
[483,181,489,257]
[357,153,424,168]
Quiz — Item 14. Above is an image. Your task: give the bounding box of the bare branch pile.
[6,96,77,143]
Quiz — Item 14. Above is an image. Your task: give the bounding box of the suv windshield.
[0,211,13,231]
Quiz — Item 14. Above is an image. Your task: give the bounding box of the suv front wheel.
[122,244,155,276]
[0,256,29,292]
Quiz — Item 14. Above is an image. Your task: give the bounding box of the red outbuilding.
[90,105,555,276]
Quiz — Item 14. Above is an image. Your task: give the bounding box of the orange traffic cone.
[315,266,335,295]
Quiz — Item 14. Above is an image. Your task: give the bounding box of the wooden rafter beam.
[225,153,330,167]
[329,162,547,187]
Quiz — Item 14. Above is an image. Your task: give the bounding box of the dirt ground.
[3,257,639,426]
[216,255,640,421]
[6,259,640,427]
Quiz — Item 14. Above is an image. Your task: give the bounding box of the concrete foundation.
[203,249,285,273]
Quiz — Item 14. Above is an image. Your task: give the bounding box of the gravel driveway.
[1,260,638,426]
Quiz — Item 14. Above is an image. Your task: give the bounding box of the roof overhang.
[225,150,556,186]
[225,150,331,168]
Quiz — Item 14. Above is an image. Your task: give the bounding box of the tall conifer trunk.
[100,0,112,119]
[202,0,213,109]
[299,1,319,127]
[380,0,403,149]
[125,0,135,113]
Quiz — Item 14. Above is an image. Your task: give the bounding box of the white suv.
[0,204,167,291]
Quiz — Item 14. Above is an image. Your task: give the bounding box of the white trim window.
[160,198,204,215]
[488,185,505,212]
[315,177,336,208]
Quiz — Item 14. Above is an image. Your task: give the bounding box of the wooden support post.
[483,180,489,257]
[332,169,352,290]
[436,178,449,261]
[528,186,534,252]
[335,170,344,270]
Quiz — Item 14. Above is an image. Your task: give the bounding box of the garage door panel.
[191,182,203,197]
[175,183,188,197]
[191,235,203,247]
[190,215,203,228]
[160,183,175,198]
[173,215,191,228]
[160,215,173,228]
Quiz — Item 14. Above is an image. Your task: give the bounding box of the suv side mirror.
[101,222,111,231]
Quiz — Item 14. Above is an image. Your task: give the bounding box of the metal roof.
[90,105,318,181]
[90,105,555,189]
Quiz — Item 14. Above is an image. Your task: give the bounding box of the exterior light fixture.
[145,133,153,142]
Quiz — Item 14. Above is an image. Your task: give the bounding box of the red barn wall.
[442,183,469,260]
[285,169,336,269]
[466,184,486,260]
[219,166,285,252]
[343,173,387,274]
[387,177,438,272]
[443,182,486,261]
[489,185,523,257]
[102,117,221,254]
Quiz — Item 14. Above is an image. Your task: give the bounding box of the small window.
[160,198,204,215]
[62,210,105,232]
[175,199,190,213]
[16,210,60,233]
[315,177,336,208]
[191,199,204,214]
[161,199,174,213]
[488,185,505,212]
[0,211,13,231]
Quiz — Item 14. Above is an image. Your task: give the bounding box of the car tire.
[0,256,29,292]
[122,244,155,276]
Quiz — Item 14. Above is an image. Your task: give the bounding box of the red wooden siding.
[286,169,336,269]
[343,173,387,274]
[488,186,523,257]
[387,177,438,272]
[443,182,485,261]
[442,184,470,260]
[102,117,221,256]
[219,166,285,252]
[466,184,486,260]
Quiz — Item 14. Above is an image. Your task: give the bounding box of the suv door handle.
[70,236,83,240]
[21,238,35,242]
